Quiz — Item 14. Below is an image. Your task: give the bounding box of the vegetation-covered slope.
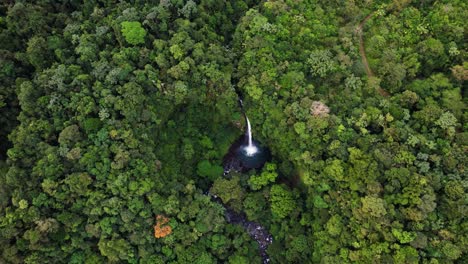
[0,0,466,263]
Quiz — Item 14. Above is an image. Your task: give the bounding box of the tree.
[310,101,330,117]
[121,21,146,45]
[307,50,337,78]
[392,229,416,244]
[154,215,172,238]
[451,63,468,81]
[269,185,295,219]
[26,36,50,70]
[58,125,81,146]
[326,215,343,237]
[98,238,134,262]
[197,160,223,181]
[441,241,462,260]
[210,176,243,210]
[360,196,387,218]
[248,163,278,190]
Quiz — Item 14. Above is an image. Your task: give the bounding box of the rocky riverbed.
[207,192,273,263]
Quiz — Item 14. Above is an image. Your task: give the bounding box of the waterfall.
[238,98,258,156]
[246,116,252,146]
[244,116,258,156]
[223,86,270,173]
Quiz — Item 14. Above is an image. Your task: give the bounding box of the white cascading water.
[244,116,258,156]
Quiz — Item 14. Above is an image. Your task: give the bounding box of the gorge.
[212,95,273,263]
[222,98,270,175]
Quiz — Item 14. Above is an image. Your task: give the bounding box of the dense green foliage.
[121,21,147,45]
[0,0,466,263]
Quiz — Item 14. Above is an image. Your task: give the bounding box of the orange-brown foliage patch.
[154,215,172,238]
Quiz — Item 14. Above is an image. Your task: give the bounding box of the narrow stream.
[206,192,273,264]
